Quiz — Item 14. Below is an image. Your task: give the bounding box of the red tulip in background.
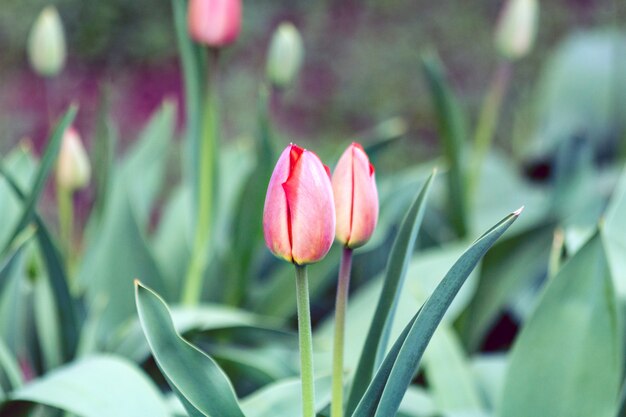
[188,0,242,47]
[332,142,379,249]
[263,144,336,265]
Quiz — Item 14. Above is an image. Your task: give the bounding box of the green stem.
[57,184,73,275]
[182,49,220,306]
[469,61,512,197]
[331,247,353,417]
[296,264,316,417]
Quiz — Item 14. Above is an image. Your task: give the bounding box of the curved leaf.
[135,281,246,417]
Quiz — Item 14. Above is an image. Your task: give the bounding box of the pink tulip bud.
[188,0,242,47]
[263,144,336,265]
[332,143,379,249]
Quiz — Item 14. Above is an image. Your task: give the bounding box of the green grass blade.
[421,51,468,238]
[345,171,436,415]
[135,281,246,417]
[3,105,77,254]
[498,232,621,417]
[0,169,80,361]
[368,208,521,417]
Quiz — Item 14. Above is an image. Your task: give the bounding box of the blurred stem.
[548,228,565,279]
[469,61,512,196]
[296,264,316,417]
[182,49,220,306]
[56,184,74,276]
[331,247,353,417]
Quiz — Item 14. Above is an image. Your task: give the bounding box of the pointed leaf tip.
[513,206,524,216]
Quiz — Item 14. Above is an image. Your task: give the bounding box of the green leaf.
[241,375,332,417]
[226,86,275,306]
[353,208,520,417]
[421,51,468,238]
[0,170,81,361]
[498,232,622,417]
[603,166,626,299]
[346,171,436,415]
[135,281,246,417]
[7,355,171,417]
[2,105,77,253]
[79,102,174,342]
[113,303,283,362]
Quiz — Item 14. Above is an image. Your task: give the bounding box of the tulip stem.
[56,184,74,277]
[469,61,512,197]
[182,49,220,306]
[295,264,316,417]
[331,247,353,417]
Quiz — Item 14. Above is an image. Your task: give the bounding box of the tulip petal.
[283,150,336,265]
[349,145,379,247]
[332,146,354,245]
[263,146,294,262]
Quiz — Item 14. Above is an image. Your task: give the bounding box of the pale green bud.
[56,127,91,191]
[266,23,304,88]
[494,0,538,60]
[27,6,67,77]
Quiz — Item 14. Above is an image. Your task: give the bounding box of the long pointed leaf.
[346,171,435,414]
[421,51,468,238]
[374,208,520,417]
[0,170,80,361]
[135,281,246,417]
[352,208,521,417]
[2,105,77,253]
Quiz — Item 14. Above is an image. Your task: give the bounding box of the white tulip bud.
[494,0,538,60]
[27,6,67,77]
[266,23,304,88]
[56,127,91,191]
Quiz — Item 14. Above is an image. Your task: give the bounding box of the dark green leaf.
[421,51,468,238]
[346,171,436,415]
[354,208,520,417]
[0,170,80,361]
[2,105,77,253]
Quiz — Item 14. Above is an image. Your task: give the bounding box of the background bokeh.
[0,0,621,165]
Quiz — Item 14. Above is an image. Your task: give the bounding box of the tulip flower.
[188,0,242,47]
[332,142,379,249]
[263,143,336,265]
[329,142,378,417]
[27,6,66,77]
[494,0,538,60]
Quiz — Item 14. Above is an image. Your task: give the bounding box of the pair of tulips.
[263,142,378,264]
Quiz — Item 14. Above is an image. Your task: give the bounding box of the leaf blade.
[135,281,246,417]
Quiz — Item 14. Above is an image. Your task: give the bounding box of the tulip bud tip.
[134,279,141,287]
[513,206,525,216]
